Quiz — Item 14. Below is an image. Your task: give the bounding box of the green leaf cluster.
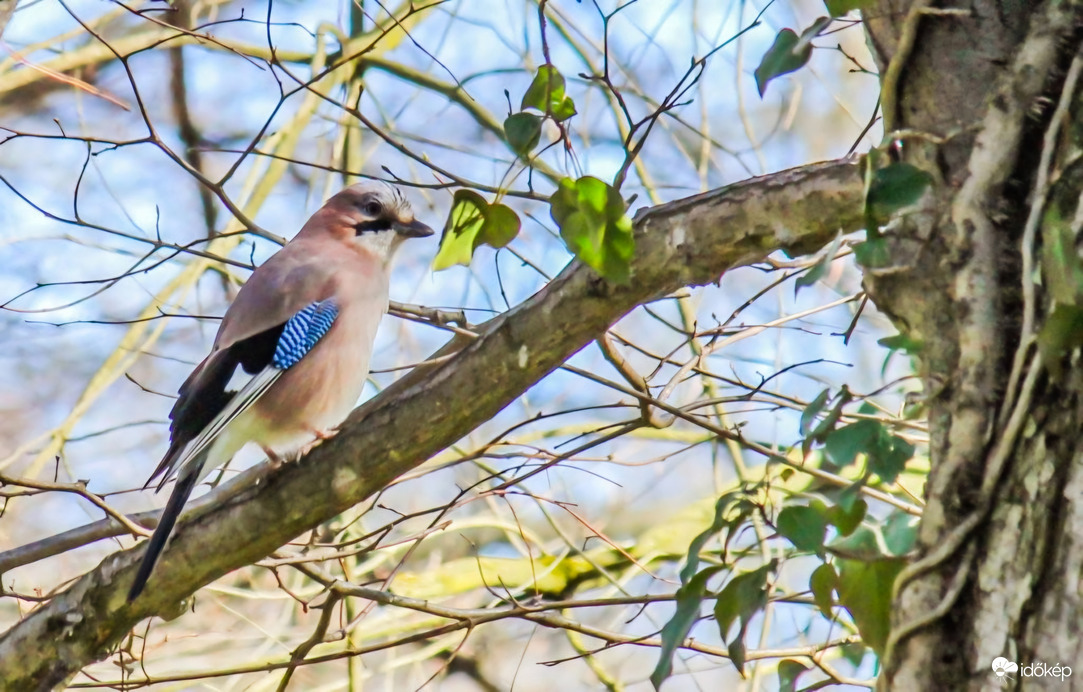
[650,491,759,689]
[825,419,914,483]
[433,190,520,270]
[714,561,776,672]
[503,65,577,157]
[776,497,867,557]
[521,65,577,121]
[549,176,635,283]
[791,507,917,656]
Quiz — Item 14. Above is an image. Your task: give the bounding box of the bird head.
[307,181,434,262]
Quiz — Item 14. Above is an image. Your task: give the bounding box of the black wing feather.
[148,322,287,488]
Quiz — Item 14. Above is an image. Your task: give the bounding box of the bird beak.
[393,219,435,238]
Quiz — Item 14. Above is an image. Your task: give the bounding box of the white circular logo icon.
[992,657,1019,678]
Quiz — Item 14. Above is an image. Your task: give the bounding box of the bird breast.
[248,295,385,455]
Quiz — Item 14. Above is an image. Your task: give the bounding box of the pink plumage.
[129,182,433,601]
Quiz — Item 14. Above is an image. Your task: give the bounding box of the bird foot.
[294,428,338,457]
[261,446,288,468]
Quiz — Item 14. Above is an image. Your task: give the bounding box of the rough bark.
[864,0,1083,688]
[0,161,865,690]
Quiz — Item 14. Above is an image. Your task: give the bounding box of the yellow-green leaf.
[521,64,577,122]
[433,190,521,270]
[549,176,634,283]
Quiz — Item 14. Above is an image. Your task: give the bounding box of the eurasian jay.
[128,181,433,601]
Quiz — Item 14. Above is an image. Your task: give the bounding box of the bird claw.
[261,446,288,468]
[294,428,338,457]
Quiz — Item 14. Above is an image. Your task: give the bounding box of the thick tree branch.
[0,159,863,690]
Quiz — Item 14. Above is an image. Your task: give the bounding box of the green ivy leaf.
[549,176,635,283]
[837,557,906,655]
[865,162,933,226]
[777,505,827,553]
[714,561,776,675]
[882,511,920,555]
[841,641,869,667]
[828,524,883,560]
[754,17,831,96]
[836,479,864,513]
[809,562,838,615]
[678,493,735,582]
[868,433,913,484]
[800,388,831,436]
[827,498,867,536]
[853,235,891,268]
[824,419,882,467]
[504,112,542,156]
[794,231,843,295]
[651,564,726,690]
[824,0,873,16]
[877,333,924,355]
[803,385,851,454]
[550,95,577,122]
[778,659,812,692]
[754,30,805,97]
[433,190,521,270]
[1040,206,1083,305]
[521,65,577,122]
[1038,304,1083,375]
[825,420,913,482]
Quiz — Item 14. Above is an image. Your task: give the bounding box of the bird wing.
[128,298,342,602]
[148,245,342,488]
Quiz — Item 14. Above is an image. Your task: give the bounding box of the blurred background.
[0,1,919,689]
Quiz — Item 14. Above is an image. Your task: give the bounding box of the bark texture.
[864,0,1083,688]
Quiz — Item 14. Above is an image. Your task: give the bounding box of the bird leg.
[293,428,338,457]
[261,446,288,468]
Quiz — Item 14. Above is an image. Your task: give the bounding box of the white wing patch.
[160,368,282,486]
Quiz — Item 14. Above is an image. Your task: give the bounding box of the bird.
[127,181,434,602]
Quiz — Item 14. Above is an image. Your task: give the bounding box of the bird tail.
[128,453,205,602]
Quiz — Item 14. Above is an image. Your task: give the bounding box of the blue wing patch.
[272,300,339,369]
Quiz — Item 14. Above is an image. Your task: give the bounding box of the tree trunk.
[864,1,1083,688]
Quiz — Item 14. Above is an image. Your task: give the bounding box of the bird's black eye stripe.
[355,218,391,235]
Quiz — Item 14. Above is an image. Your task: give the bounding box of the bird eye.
[362,201,383,217]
